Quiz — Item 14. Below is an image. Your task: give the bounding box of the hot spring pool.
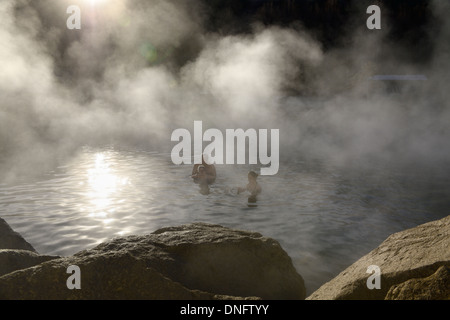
[1,146,449,295]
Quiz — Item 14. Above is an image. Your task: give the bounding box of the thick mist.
[1,0,449,183]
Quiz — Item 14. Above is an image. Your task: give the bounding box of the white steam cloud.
[1,0,449,182]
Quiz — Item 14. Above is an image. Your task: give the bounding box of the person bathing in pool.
[192,154,216,184]
[193,166,210,195]
[238,171,262,197]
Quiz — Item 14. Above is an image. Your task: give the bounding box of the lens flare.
[140,43,159,64]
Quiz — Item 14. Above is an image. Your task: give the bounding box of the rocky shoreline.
[0,216,448,300]
[308,215,450,300]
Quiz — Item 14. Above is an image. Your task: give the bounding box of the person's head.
[198,166,205,173]
[248,171,258,181]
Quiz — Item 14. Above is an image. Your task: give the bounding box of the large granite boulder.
[385,265,450,300]
[307,215,450,300]
[0,223,305,300]
[0,218,36,252]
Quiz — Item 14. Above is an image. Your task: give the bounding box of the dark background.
[202,0,434,59]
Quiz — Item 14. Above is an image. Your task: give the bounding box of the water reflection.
[247,195,258,207]
[85,152,128,222]
[198,183,210,195]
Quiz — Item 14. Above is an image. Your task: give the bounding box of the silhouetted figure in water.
[238,171,262,197]
[193,166,210,195]
[247,194,258,207]
[192,154,216,185]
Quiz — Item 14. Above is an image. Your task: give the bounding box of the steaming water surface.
[1,146,449,295]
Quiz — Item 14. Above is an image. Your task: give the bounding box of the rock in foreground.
[0,218,36,252]
[307,215,450,300]
[0,218,59,277]
[384,265,450,300]
[0,223,305,300]
[0,250,59,277]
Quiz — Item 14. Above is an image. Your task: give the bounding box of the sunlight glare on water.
[86,152,129,220]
